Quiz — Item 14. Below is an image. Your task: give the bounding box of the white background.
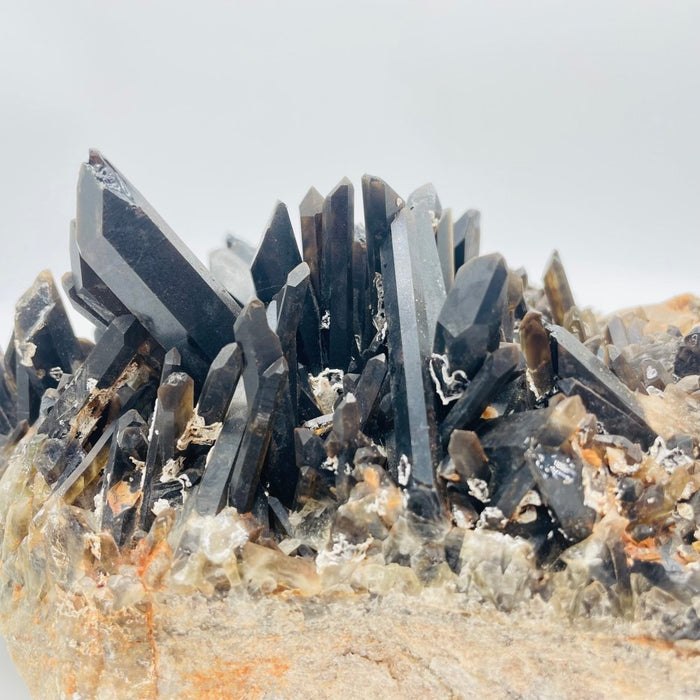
[1,1,699,697]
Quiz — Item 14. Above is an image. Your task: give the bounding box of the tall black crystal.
[229,356,288,512]
[190,380,247,516]
[380,189,446,487]
[72,150,239,379]
[321,178,354,370]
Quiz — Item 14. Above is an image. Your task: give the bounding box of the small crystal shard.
[543,250,575,326]
[98,409,149,545]
[436,210,455,291]
[251,202,302,304]
[520,311,554,398]
[196,343,243,426]
[453,209,480,272]
[209,235,257,306]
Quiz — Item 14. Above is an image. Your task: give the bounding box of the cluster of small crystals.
[1,151,700,641]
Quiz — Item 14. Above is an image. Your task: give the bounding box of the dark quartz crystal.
[138,370,194,528]
[406,183,442,219]
[7,153,697,624]
[525,446,595,542]
[434,253,508,378]
[299,186,325,301]
[294,427,326,470]
[605,344,646,394]
[440,344,523,445]
[453,209,480,272]
[190,381,247,516]
[73,151,240,382]
[353,353,388,431]
[39,315,154,442]
[361,174,404,277]
[228,356,288,512]
[381,196,445,487]
[98,409,149,545]
[269,262,311,423]
[549,324,656,448]
[352,227,373,352]
[234,300,284,409]
[674,326,700,377]
[321,178,355,370]
[478,408,553,518]
[13,271,84,423]
[234,299,298,505]
[446,430,490,482]
[251,202,302,304]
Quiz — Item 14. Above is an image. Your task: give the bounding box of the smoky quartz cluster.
[2,151,700,671]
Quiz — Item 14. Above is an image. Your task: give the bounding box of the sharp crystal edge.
[228,356,288,512]
[434,253,509,378]
[210,238,258,307]
[321,177,355,371]
[98,409,148,546]
[381,195,445,487]
[299,186,324,301]
[453,209,480,272]
[189,379,247,516]
[196,342,244,426]
[251,202,302,304]
[436,209,455,292]
[543,250,575,326]
[5,150,700,639]
[548,324,657,448]
[73,150,240,382]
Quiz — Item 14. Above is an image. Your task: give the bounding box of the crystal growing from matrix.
[2,151,700,700]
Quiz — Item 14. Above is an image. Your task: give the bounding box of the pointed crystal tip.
[85,149,133,202]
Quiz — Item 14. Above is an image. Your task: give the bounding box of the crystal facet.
[434,253,508,377]
[73,151,240,382]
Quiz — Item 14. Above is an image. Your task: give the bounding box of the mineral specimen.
[2,152,700,698]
